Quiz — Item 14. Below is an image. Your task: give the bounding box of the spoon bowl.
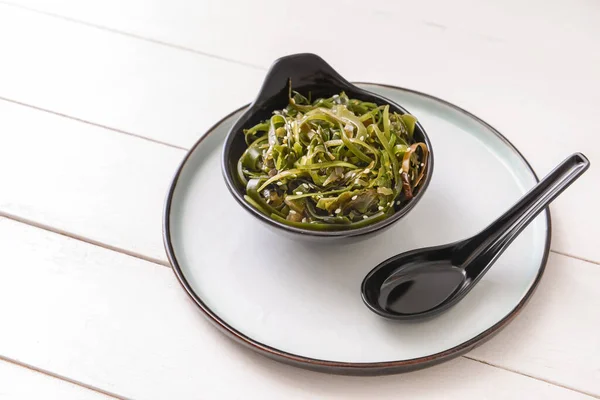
[362,244,468,319]
[221,53,434,240]
[362,152,590,320]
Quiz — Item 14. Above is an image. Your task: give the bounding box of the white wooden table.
[1,1,599,398]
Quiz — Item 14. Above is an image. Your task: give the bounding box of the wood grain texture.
[0,99,184,263]
[0,358,112,400]
[0,3,598,262]
[0,3,264,149]
[0,217,594,399]
[4,0,598,67]
[0,1,599,396]
[469,254,600,395]
[0,65,598,394]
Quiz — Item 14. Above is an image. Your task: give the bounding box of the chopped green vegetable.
[237,87,429,229]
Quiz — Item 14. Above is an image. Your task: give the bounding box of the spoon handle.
[458,153,590,278]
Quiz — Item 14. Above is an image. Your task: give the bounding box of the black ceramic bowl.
[221,53,434,240]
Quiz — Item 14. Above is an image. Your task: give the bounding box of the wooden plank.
[3,0,599,115]
[0,4,598,262]
[469,253,600,395]
[0,358,112,399]
[4,0,598,66]
[0,3,264,149]
[0,217,594,399]
[0,99,184,263]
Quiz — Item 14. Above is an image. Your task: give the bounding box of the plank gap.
[464,356,599,399]
[0,354,128,400]
[0,211,171,268]
[0,96,188,151]
[550,250,600,267]
[0,0,266,71]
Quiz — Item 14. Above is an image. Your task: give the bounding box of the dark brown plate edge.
[162,83,552,375]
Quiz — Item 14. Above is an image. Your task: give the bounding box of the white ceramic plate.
[164,84,550,374]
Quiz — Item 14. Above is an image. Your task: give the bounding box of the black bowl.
[221,53,434,240]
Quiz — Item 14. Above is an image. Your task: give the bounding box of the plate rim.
[162,83,552,375]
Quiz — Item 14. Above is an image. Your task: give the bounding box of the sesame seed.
[355,179,360,184]
[399,169,403,174]
[364,168,371,174]
[351,195,358,200]
[266,199,271,204]
[363,215,368,219]
[302,218,307,223]
[378,206,384,210]
[396,201,401,205]
[360,136,365,141]
[335,208,342,214]
[420,163,425,167]
[295,191,302,195]
[388,201,392,206]
[289,210,297,214]
[302,183,309,189]
[276,182,283,186]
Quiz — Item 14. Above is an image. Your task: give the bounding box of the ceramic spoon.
[361,153,590,320]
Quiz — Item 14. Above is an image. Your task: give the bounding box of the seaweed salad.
[237,87,429,230]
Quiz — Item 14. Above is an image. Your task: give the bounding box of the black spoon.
[361,153,590,320]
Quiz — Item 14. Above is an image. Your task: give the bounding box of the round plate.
[163,84,551,375]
